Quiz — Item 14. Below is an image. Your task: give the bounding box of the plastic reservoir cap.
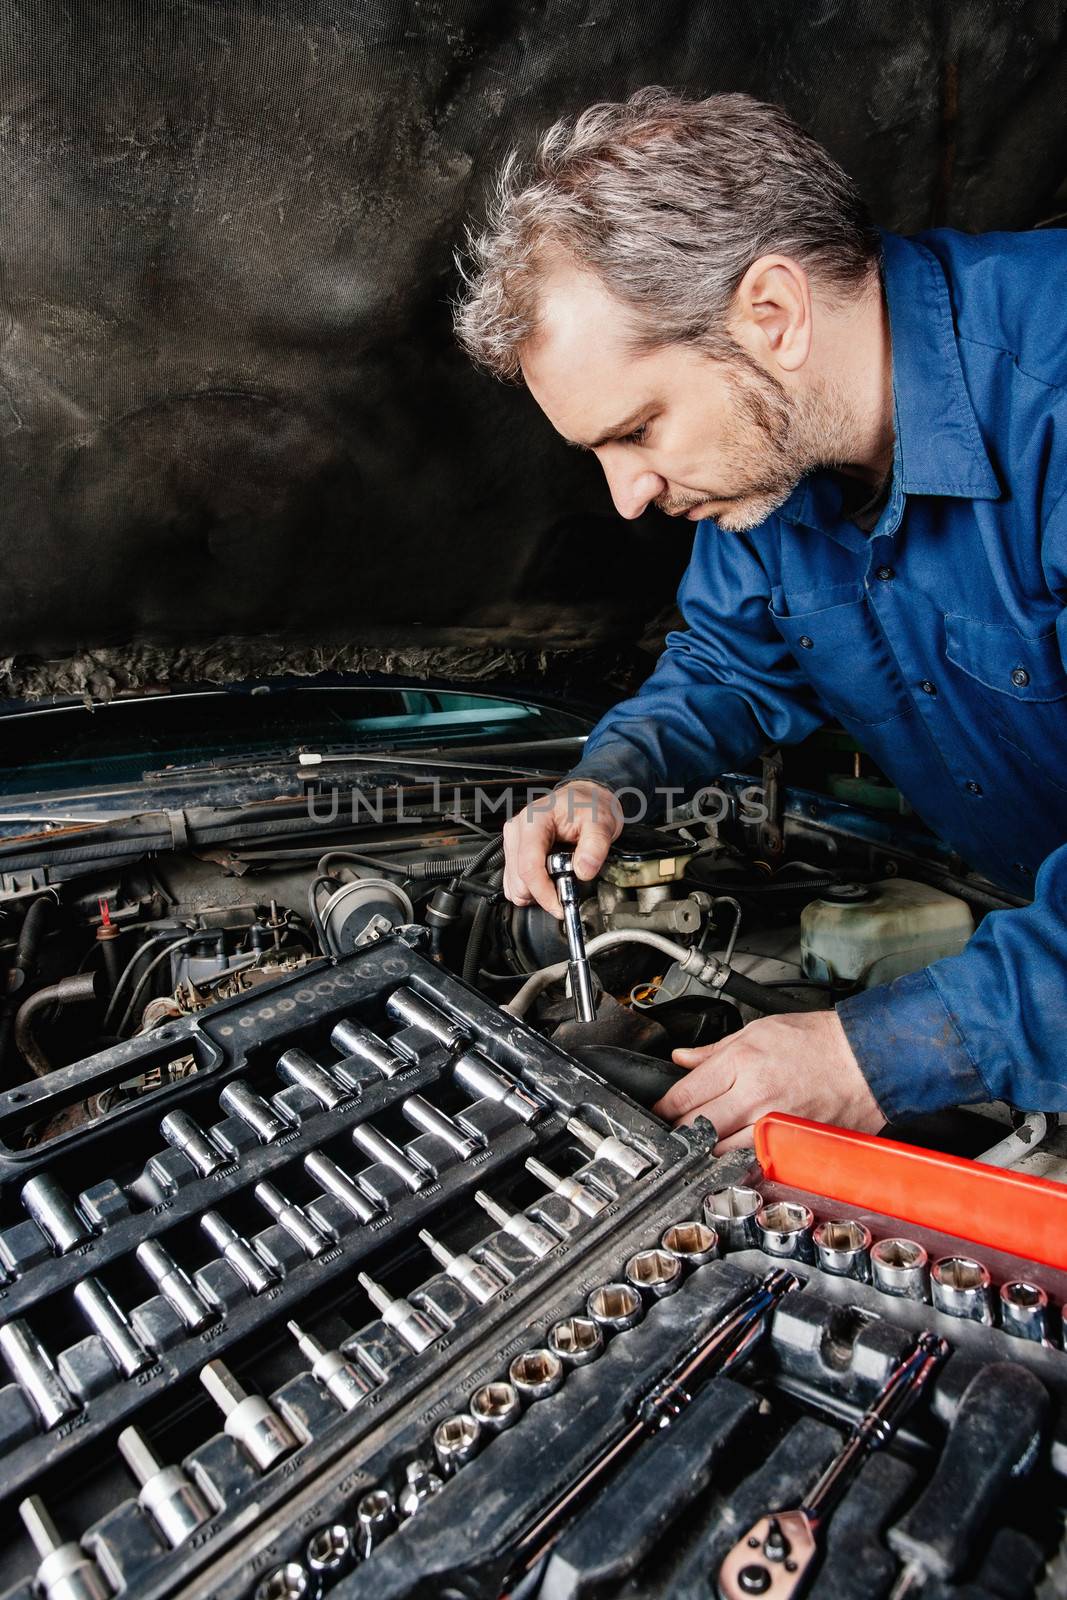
[754,1113,1067,1272]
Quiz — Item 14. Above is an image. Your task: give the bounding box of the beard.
[657,351,862,533]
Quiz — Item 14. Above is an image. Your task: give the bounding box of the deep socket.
[306,1522,355,1582]
[73,1278,154,1377]
[418,1228,501,1303]
[358,1270,442,1353]
[21,1173,94,1254]
[254,1181,332,1258]
[200,1359,298,1472]
[330,1017,409,1078]
[433,1412,482,1474]
[137,1239,217,1331]
[473,1190,560,1258]
[931,1256,996,1324]
[453,1049,543,1123]
[385,986,468,1049]
[218,1080,292,1143]
[625,1247,683,1298]
[813,1218,873,1282]
[118,1426,211,1548]
[356,1487,397,1557]
[0,1320,80,1430]
[1000,1280,1052,1344]
[276,1047,352,1110]
[586,1281,644,1334]
[470,1380,522,1433]
[402,1094,483,1158]
[661,1220,721,1266]
[548,1314,604,1367]
[566,1115,653,1178]
[525,1155,608,1217]
[756,1199,815,1263]
[160,1110,228,1176]
[351,1122,430,1191]
[870,1237,929,1302]
[200,1211,280,1295]
[702,1186,763,1251]
[509,1346,564,1402]
[287,1321,375,1411]
[304,1149,378,1223]
[19,1495,109,1600]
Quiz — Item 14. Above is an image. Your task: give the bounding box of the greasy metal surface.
[2,1,1067,692]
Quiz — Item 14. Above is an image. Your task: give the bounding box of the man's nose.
[598,453,665,520]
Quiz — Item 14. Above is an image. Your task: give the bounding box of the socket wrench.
[21,1173,93,1254]
[304,1149,378,1223]
[218,1080,294,1144]
[433,1412,483,1474]
[509,1347,565,1402]
[1000,1280,1053,1344]
[453,1049,543,1123]
[756,1200,815,1264]
[351,1122,430,1192]
[385,987,468,1049]
[402,1094,483,1159]
[586,1281,644,1335]
[470,1380,522,1434]
[276,1047,352,1110]
[546,850,596,1022]
[625,1247,683,1298]
[661,1220,721,1266]
[548,1315,605,1367]
[330,1017,409,1079]
[160,1110,229,1176]
[356,1487,397,1557]
[254,1181,332,1258]
[137,1240,217,1331]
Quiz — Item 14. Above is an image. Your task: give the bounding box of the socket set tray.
[0,929,1066,1600]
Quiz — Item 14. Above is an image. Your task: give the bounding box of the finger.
[674,1081,755,1137]
[572,818,615,881]
[714,1125,756,1154]
[513,833,562,917]
[671,1045,719,1068]
[655,1054,735,1122]
[503,865,532,907]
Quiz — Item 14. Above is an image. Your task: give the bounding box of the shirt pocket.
[944,612,1067,791]
[768,591,912,727]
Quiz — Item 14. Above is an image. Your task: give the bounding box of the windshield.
[0,685,592,797]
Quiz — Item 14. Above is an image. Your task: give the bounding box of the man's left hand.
[654,1009,884,1152]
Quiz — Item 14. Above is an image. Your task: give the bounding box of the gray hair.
[454,88,879,381]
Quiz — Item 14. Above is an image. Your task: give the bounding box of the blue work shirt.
[566,228,1067,1122]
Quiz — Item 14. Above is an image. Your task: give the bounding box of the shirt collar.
[777,229,1001,540]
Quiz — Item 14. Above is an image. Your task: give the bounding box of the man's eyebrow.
[565,408,651,451]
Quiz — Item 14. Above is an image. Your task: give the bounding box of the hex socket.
[508,1347,564,1402]
[756,1200,815,1263]
[931,1256,995,1324]
[586,1281,644,1334]
[548,1315,604,1367]
[1000,1280,1052,1344]
[469,1380,522,1433]
[661,1219,721,1266]
[813,1218,873,1282]
[433,1412,482,1473]
[625,1248,683,1298]
[702,1186,762,1250]
[870,1237,929,1302]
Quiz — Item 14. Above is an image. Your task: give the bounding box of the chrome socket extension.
[200,1212,280,1295]
[703,1186,762,1251]
[0,1320,80,1430]
[931,1256,996,1325]
[118,1426,211,1549]
[870,1237,929,1302]
[137,1240,216,1332]
[73,1278,154,1377]
[304,1149,378,1223]
[813,1218,873,1282]
[200,1359,298,1472]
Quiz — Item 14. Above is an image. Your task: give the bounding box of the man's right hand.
[502,780,625,917]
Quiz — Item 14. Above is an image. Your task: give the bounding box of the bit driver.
[19,1496,109,1600]
[547,850,597,1022]
[358,1271,442,1353]
[200,1359,298,1472]
[287,1321,375,1411]
[473,1190,560,1258]
[566,1114,652,1178]
[117,1426,211,1548]
[418,1227,502,1303]
[526,1155,608,1217]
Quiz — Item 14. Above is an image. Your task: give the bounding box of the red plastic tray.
[753,1113,1067,1271]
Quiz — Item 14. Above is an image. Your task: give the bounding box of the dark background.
[2,0,1067,698]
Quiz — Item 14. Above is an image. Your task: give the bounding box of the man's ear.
[729,255,813,374]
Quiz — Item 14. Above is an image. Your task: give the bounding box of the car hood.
[0,6,1058,704]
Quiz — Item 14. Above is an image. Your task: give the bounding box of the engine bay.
[0,783,1064,1599]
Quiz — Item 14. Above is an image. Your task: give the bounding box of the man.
[454,88,1067,1150]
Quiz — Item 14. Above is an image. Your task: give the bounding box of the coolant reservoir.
[800,879,974,988]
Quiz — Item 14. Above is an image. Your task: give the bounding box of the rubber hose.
[316,849,489,882]
[15,971,99,1077]
[0,895,53,1075]
[567,1044,686,1110]
[461,868,503,983]
[719,967,821,1015]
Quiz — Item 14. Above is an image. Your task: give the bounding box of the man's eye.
[622,423,648,445]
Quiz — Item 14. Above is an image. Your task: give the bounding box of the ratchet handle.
[887,1362,1049,1581]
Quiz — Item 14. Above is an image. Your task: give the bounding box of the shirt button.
[798,635,814,649]
[1011,667,1030,688]
[966,780,983,795]
[875,565,895,581]
[919,680,937,696]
